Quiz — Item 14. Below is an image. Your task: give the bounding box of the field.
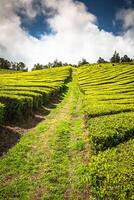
[0,67,71,123]
[0,64,134,199]
[78,63,134,199]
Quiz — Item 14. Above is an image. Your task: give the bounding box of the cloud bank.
[0,0,134,69]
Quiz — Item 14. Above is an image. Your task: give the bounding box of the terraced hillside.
[0,69,21,74]
[0,67,71,124]
[78,63,134,199]
[0,64,133,199]
[0,70,91,199]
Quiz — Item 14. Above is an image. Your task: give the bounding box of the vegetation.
[0,72,91,199]
[121,54,132,63]
[0,57,28,71]
[0,66,71,123]
[78,58,89,67]
[0,62,134,199]
[97,57,107,63]
[0,69,21,74]
[89,139,134,199]
[0,58,11,70]
[78,63,134,199]
[0,51,133,72]
[97,51,133,64]
[88,112,134,153]
[110,51,121,63]
[32,60,73,71]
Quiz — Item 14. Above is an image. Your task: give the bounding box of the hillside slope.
[0,64,134,199]
[0,67,71,123]
[0,70,90,199]
[78,63,134,199]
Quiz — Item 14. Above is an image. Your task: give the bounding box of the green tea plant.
[0,66,71,122]
[78,63,134,151]
[89,139,134,199]
[78,63,134,199]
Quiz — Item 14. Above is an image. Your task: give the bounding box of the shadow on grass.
[0,84,69,157]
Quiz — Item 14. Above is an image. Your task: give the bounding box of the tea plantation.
[0,64,133,199]
[78,63,134,199]
[0,67,71,123]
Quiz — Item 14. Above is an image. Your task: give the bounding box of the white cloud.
[0,0,134,69]
[116,8,134,29]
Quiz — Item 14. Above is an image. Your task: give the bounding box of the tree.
[52,60,63,67]
[78,58,89,67]
[48,62,53,68]
[16,62,26,71]
[97,57,107,63]
[121,55,132,63]
[32,63,44,71]
[110,51,120,63]
[0,57,11,69]
[0,57,28,71]
[81,58,88,65]
[11,62,17,70]
[10,62,28,71]
[62,62,69,66]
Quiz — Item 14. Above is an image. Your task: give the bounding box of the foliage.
[0,95,33,121]
[110,51,120,63]
[31,60,65,70]
[78,63,134,199]
[78,58,89,66]
[88,112,134,153]
[0,69,21,74]
[89,139,134,200]
[0,66,71,122]
[32,63,45,71]
[78,63,134,152]
[0,57,11,69]
[121,55,132,63]
[0,75,90,199]
[97,57,107,63]
[0,63,134,199]
[15,62,28,71]
[0,57,28,71]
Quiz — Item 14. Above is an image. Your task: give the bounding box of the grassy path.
[0,70,91,200]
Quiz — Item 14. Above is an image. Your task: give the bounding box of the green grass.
[42,121,71,200]
[0,122,49,199]
[0,70,92,200]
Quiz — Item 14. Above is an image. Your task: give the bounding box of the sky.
[0,0,134,69]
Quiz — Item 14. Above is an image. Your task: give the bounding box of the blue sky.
[0,0,134,68]
[21,0,134,38]
[80,0,132,33]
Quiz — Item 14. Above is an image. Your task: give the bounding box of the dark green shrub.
[0,95,33,121]
[89,112,134,154]
[89,139,134,200]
